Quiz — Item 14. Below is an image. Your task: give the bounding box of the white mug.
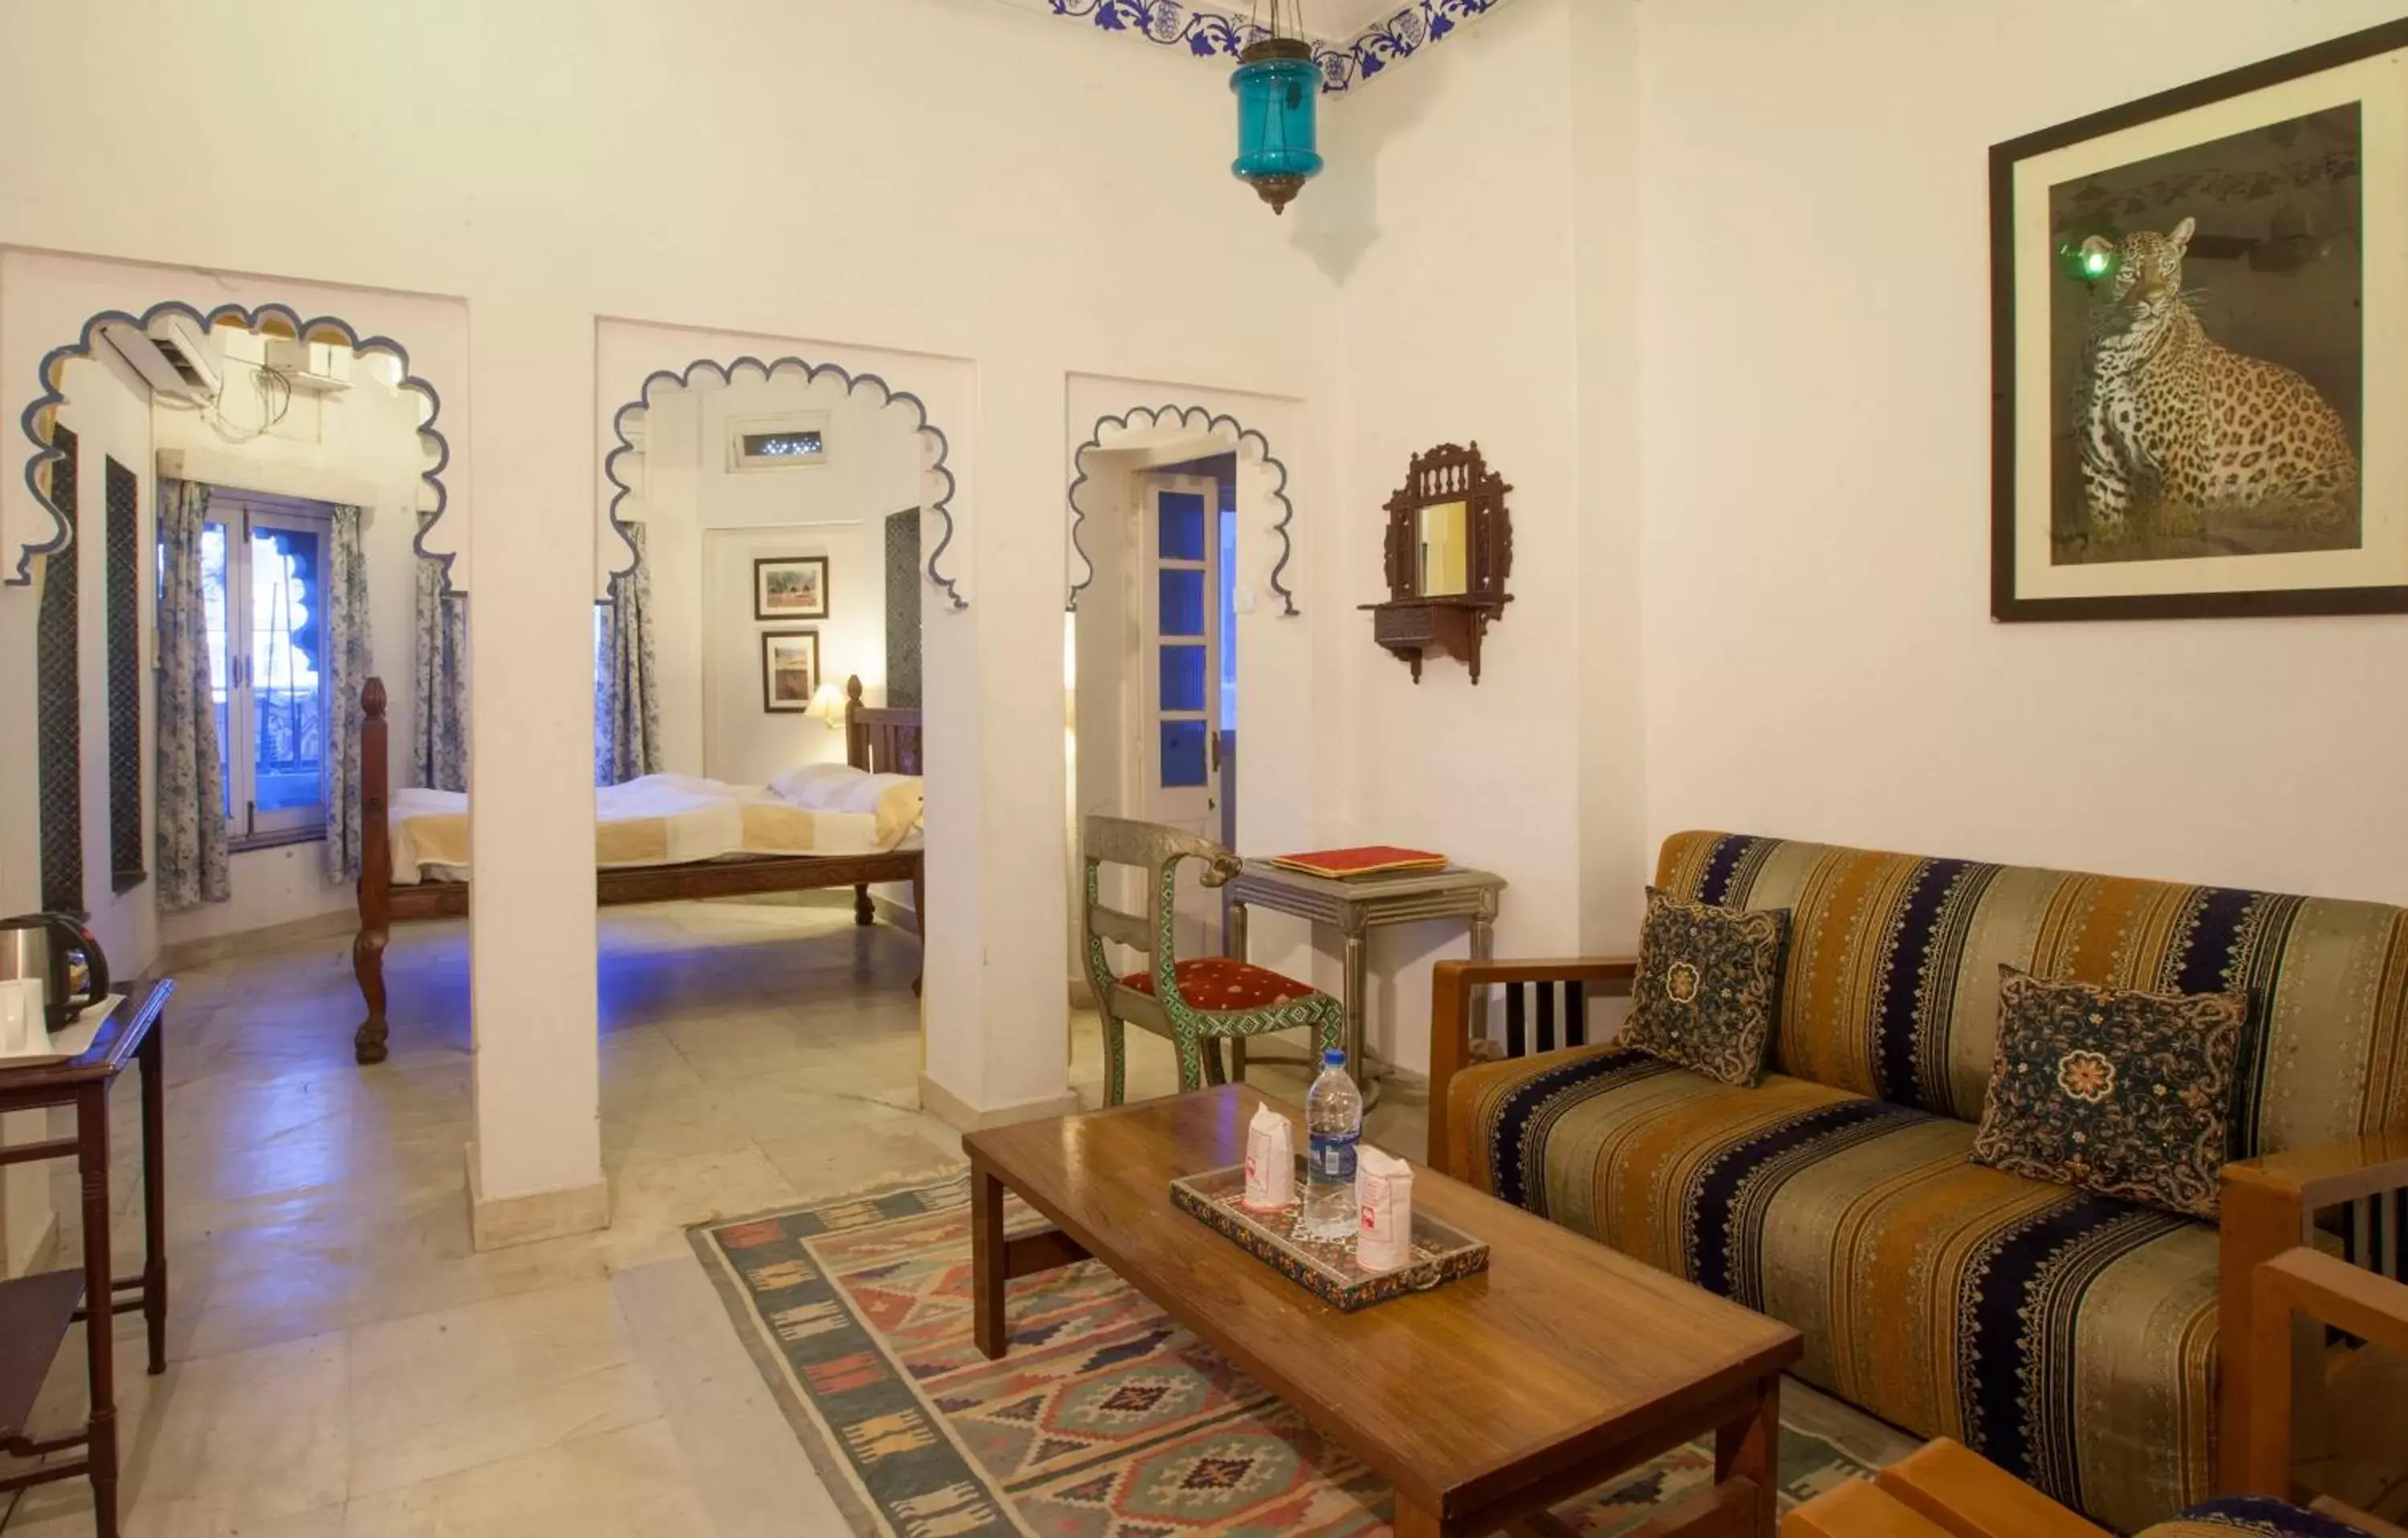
[0,978,45,1057]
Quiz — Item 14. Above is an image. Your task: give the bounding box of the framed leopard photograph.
[1991,18,2408,620]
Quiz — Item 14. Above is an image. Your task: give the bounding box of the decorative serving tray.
[1169,1157,1490,1312]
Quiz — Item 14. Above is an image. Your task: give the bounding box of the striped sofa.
[1432,832,2408,1535]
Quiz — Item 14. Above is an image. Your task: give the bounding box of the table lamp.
[806,681,848,730]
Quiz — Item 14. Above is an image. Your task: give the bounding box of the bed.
[350,673,925,1064]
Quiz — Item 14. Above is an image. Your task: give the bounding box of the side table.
[0,980,172,1538]
[1222,861,1503,1105]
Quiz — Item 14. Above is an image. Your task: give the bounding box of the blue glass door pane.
[1160,722,1208,788]
[1159,644,1207,714]
[1159,569,1206,638]
[1157,491,1207,562]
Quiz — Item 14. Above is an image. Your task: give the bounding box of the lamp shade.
[806,681,848,729]
[1231,38,1322,215]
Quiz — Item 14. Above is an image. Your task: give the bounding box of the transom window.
[200,494,336,847]
[740,429,824,461]
[728,411,832,472]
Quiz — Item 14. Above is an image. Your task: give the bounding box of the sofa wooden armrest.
[1428,956,1636,1174]
[2219,1132,2408,1494]
[2240,1246,2408,1506]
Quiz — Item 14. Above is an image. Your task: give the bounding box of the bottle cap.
[1321,1048,1346,1068]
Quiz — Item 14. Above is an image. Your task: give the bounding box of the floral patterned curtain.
[155,478,230,911]
[595,522,660,787]
[324,504,373,882]
[412,513,468,792]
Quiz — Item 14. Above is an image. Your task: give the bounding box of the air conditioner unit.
[262,336,352,394]
[96,314,225,405]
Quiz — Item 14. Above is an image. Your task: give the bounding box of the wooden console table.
[0,981,171,1538]
[1222,861,1503,1105]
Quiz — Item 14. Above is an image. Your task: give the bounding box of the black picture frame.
[1991,18,2408,621]
[760,630,821,714]
[753,555,829,621]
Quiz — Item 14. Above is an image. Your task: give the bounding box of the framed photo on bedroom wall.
[760,630,821,713]
[1991,17,2408,620]
[755,555,830,620]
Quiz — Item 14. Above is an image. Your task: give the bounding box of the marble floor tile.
[596,1147,804,1270]
[345,1280,661,1496]
[343,1189,610,1333]
[657,1008,824,1083]
[130,1332,350,1520]
[342,1419,718,1538]
[612,1259,854,1538]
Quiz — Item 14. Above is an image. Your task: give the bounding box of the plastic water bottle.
[1300,1048,1363,1241]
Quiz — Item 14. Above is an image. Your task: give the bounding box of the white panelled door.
[1136,473,1222,958]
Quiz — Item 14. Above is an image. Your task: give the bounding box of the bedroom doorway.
[1068,417,1267,972]
[574,355,937,1147]
[1133,458,1239,955]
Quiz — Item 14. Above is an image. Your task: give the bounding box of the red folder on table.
[1267,846,1449,880]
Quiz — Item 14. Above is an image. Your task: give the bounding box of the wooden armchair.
[2223,1136,2408,1495]
[1081,816,1343,1106]
[1789,1249,2408,1536]
[1426,955,1635,1174]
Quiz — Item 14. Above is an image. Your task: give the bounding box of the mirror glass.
[1416,500,1470,596]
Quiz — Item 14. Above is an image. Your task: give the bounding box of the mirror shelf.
[1363,441,1513,685]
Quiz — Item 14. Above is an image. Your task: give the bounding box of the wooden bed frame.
[351,673,925,1064]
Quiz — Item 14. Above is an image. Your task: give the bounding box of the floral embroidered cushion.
[1121,956,1316,1013]
[1621,888,1788,1087]
[1971,966,2247,1221]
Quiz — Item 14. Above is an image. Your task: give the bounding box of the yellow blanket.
[388,773,923,885]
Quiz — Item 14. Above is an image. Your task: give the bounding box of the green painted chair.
[1082,816,1344,1106]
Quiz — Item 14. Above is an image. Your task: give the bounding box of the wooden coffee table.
[962,1084,1802,1538]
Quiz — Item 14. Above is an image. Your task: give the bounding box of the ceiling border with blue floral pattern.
[1044,0,1507,92]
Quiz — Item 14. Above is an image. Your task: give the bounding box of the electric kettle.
[0,913,109,1032]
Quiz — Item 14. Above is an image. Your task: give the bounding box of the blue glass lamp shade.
[1231,38,1322,215]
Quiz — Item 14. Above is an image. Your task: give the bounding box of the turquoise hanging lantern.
[1231,5,1321,216]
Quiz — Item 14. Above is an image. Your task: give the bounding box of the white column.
[917,360,1074,1129]
[462,299,605,1247]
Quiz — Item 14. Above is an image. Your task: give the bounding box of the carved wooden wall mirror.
[1363,441,1513,683]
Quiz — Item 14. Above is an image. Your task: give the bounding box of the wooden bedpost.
[845,675,876,926]
[353,677,393,1065]
[843,673,868,768]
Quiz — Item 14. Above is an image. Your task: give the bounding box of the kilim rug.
[694,1173,1878,1537]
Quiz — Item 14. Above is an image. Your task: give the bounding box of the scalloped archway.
[602,354,965,612]
[12,301,454,588]
[1065,404,1299,616]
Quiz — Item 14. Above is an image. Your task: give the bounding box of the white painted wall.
[1314,0,1645,1076]
[1637,0,2408,903]
[51,347,158,977]
[625,372,915,783]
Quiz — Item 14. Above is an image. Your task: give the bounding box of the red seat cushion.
[1121,958,1317,1012]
